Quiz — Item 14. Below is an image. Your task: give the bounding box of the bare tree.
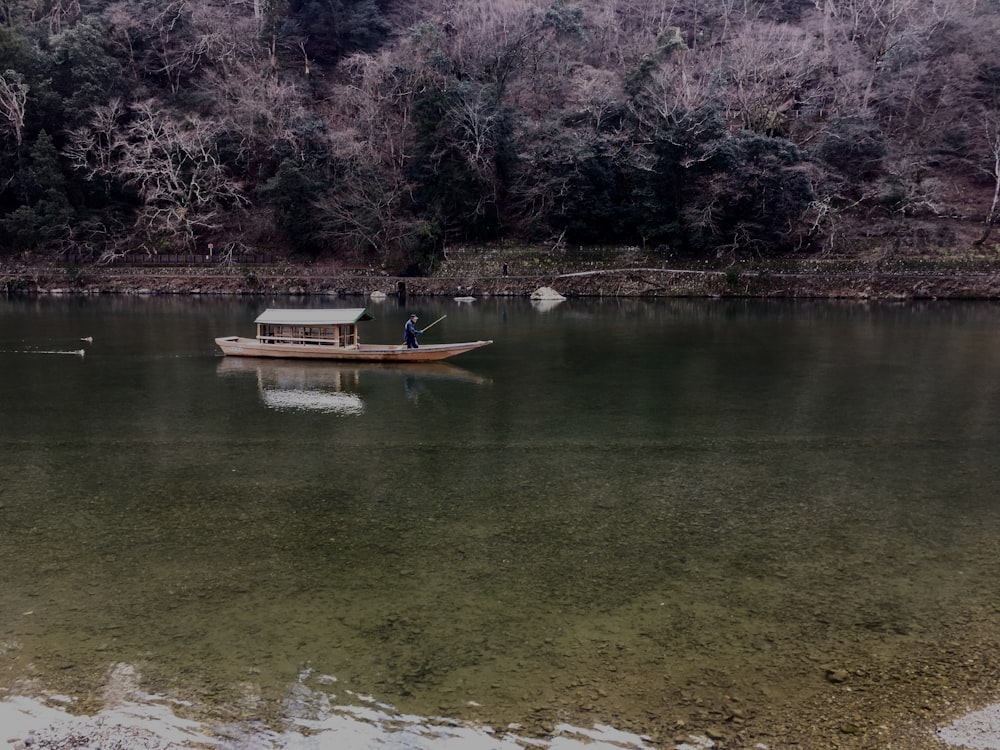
[129,101,247,248]
[67,98,247,251]
[975,111,1000,244]
[330,48,431,174]
[718,21,820,133]
[568,65,622,131]
[588,0,704,69]
[199,57,310,165]
[187,3,258,70]
[23,0,81,33]
[0,69,28,148]
[438,0,538,78]
[313,159,420,268]
[987,123,1000,228]
[65,98,127,185]
[106,0,207,93]
[634,53,714,128]
[316,43,438,265]
[447,83,504,174]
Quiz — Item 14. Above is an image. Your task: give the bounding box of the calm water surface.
[2,295,1000,747]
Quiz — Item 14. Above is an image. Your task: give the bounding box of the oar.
[421,314,447,332]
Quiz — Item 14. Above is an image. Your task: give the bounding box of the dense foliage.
[0,0,998,269]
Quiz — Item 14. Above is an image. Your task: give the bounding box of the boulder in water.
[530,286,566,300]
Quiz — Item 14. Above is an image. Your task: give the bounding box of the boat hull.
[215,336,492,362]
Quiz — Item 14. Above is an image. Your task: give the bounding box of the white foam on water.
[0,693,662,750]
[7,663,1000,750]
[0,694,211,748]
[938,703,1000,749]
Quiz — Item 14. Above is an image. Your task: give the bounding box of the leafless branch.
[0,69,29,147]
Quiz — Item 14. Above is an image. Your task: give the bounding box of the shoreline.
[3,681,1000,750]
[5,252,1000,299]
[3,685,1000,750]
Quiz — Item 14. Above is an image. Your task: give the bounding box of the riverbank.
[5,247,1000,299]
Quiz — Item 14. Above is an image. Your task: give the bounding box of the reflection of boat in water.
[218,358,366,414]
[261,388,365,414]
[217,357,489,413]
[215,308,492,362]
[217,357,490,384]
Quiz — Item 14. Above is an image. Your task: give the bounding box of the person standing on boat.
[404,314,423,348]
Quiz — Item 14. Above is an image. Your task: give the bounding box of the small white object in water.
[81,336,93,343]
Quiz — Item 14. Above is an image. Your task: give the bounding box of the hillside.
[0,0,997,272]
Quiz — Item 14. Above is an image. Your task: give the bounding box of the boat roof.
[254,308,374,326]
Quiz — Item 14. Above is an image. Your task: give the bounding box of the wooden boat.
[215,308,492,362]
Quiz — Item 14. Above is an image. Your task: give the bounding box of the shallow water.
[2,295,1000,747]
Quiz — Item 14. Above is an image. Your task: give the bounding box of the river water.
[2,295,1000,749]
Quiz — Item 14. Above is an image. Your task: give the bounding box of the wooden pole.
[421,314,447,332]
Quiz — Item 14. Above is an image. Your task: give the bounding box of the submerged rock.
[825,668,850,684]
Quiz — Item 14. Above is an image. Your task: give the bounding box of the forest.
[0,0,998,273]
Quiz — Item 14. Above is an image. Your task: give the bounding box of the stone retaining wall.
[5,246,1000,299]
